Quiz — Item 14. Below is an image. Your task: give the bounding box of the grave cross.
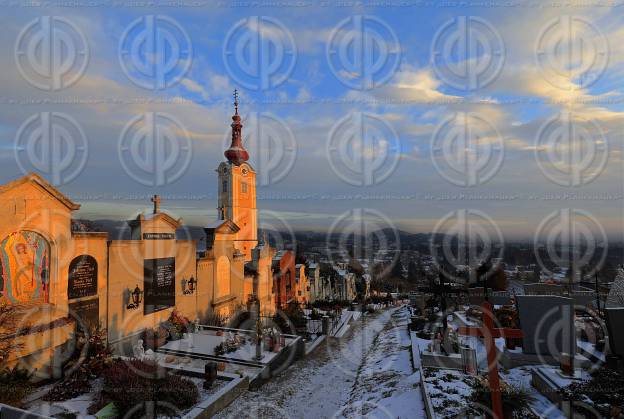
[151,195,161,214]
[457,301,524,419]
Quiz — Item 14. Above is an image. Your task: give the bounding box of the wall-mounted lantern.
[127,285,143,309]
[188,276,196,293]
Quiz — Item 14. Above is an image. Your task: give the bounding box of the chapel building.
[0,95,293,378]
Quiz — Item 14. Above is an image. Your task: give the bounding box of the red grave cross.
[457,301,524,419]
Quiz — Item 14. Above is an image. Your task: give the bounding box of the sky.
[0,1,623,241]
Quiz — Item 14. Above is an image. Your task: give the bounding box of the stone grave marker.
[516,295,576,358]
[605,308,624,357]
[468,287,491,306]
[523,283,565,296]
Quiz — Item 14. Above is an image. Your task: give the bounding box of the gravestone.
[516,295,576,357]
[468,287,491,306]
[68,255,98,299]
[605,269,624,357]
[409,292,426,311]
[144,257,175,315]
[523,283,565,296]
[69,297,99,330]
[605,308,624,357]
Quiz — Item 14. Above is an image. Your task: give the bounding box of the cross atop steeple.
[151,194,161,214]
[224,88,248,165]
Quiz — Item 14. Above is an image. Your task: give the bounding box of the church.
[0,95,296,377]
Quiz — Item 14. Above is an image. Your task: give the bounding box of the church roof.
[204,219,240,234]
[0,172,80,211]
[129,212,182,229]
[224,89,249,165]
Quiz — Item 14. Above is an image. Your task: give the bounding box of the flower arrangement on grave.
[0,367,32,407]
[214,342,226,356]
[263,327,279,351]
[562,368,624,418]
[214,333,247,355]
[470,375,536,418]
[494,306,518,329]
[309,309,322,320]
[163,310,191,340]
[466,306,482,320]
[44,327,113,402]
[273,301,307,333]
[95,359,198,417]
[144,326,169,349]
[494,306,522,349]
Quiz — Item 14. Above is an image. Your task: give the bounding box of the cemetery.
[407,268,624,418]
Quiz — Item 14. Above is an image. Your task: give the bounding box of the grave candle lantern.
[127,285,143,309]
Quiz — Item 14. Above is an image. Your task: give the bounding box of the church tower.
[217,90,258,261]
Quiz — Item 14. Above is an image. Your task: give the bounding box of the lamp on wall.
[127,285,143,309]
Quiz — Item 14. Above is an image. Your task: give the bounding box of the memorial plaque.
[144,257,175,315]
[68,255,98,299]
[143,232,175,240]
[69,297,99,330]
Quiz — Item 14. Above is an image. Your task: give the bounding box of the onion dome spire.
[224,89,249,165]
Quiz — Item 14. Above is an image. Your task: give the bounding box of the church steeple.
[224,89,249,165]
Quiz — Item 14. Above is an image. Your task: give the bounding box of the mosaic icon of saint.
[0,231,49,303]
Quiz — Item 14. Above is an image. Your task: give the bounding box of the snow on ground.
[501,366,564,419]
[340,306,425,418]
[423,368,475,418]
[214,307,423,419]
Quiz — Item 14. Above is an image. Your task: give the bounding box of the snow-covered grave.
[154,326,303,389]
[24,369,246,419]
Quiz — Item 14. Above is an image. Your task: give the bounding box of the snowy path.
[215,307,425,419]
[341,307,426,418]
